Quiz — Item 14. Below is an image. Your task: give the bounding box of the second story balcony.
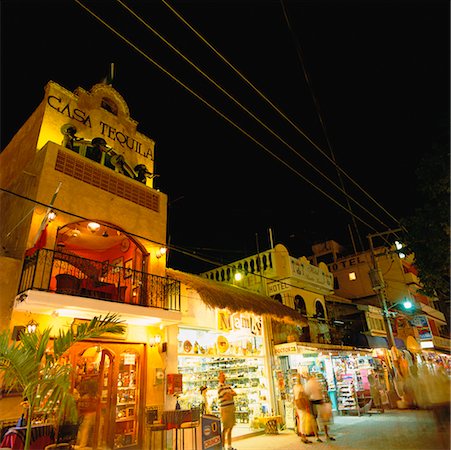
[17,248,181,313]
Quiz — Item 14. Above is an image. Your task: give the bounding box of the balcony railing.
[18,248,180,311]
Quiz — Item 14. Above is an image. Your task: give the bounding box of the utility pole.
[367,229,402,349]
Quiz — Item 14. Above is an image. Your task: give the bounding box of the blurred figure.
[304,373,335,441]
[293,373,313,444]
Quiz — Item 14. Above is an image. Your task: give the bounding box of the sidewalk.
[232,409,450,450]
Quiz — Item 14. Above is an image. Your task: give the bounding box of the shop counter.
[255,415,283,434]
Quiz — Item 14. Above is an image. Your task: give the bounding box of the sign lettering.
[47,95,154,160]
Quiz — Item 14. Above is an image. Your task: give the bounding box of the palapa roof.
[167,268,307,326]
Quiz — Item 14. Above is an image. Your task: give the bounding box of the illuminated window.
[348,272,357,281]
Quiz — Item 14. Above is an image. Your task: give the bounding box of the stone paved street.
[233,409,450,450]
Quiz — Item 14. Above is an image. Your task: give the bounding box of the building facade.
[0,80,305,448]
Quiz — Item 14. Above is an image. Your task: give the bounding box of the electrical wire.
[73,0,388,235]
[280,0,365,252]
[159,0,404,230]
[1,187,336,293]
[114,0,395,233]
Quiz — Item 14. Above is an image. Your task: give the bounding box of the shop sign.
[432,335,451,351]
[217,310,262,336]
[201,415,222,450]
[166,373,183,395]
[274,342,301,355]
[410,315,432,340]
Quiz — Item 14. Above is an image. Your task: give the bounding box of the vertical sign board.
[167,373,183,395]
[410,315,432,340]
[201,415,222,450]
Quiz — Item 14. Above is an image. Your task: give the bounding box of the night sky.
[1,0,449,273]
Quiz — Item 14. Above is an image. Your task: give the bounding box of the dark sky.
[1,0,449,273]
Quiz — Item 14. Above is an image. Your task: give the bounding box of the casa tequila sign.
[47,94,154,160]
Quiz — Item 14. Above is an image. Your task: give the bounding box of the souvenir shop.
[175,310,274,437]
[273,342,390,427]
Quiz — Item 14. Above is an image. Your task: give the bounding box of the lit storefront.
[273,342,392,426]
[167,268,304,437]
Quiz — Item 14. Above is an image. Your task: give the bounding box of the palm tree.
[0,313,126,450]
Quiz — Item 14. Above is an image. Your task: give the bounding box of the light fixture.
[26,319,38,334]
[87,222,101,233]
[149,335,162,347]
[71,228,81,238]
[102,230,109,238]
[395,240,406,259]
[156,247,167,259]
[234,272,242,281]
[48,210,57,221]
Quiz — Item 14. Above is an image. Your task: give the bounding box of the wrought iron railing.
[18,248,180,311]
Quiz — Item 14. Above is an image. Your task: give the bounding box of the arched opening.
[294,295,307,317]
[315,300,326,320]
[53,221,147,304]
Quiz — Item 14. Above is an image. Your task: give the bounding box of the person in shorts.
[218,371,237,450]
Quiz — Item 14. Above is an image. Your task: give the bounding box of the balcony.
[17,248,180,312]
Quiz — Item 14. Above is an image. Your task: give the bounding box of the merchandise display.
[114,352,139,449]
[177,327,269,429]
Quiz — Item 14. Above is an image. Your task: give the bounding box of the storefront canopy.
[167,268,307,326]
[356,334,406,350]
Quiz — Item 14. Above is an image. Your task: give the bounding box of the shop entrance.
[70,341,144,450]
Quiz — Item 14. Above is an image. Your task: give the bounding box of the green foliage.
[0,313,125,450]
[401,120,450,303]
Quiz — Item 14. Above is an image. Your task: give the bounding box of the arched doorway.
[71,341,144,450]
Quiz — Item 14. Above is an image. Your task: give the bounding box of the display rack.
[336,373,360,415]
[114,353,139,449]
[178,356,269,422]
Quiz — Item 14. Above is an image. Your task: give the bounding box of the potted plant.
[0,313,126,450]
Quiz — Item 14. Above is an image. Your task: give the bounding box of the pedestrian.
[304,373,335,442]
[218,371,237,450]
[200,385,211,415]
[293,372,314,444]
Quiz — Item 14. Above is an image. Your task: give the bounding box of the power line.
[280,0,365,252]
[159,0,404,229]
[73,0,389,236]
[1,187,339,293]
[114,0,395,233]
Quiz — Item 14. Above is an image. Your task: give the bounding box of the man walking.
[218,371,237,450]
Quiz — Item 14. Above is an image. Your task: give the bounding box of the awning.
[355,334,406,350]
[166,268,307,326]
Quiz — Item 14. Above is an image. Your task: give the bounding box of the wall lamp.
[48,210,57,221]
[156,247,167,259]
[26,319,38,334]
[149,335,162,347]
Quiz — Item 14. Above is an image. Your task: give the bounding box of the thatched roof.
[167,268,307,326]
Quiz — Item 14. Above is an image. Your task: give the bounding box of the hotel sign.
[267,281,291,296]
